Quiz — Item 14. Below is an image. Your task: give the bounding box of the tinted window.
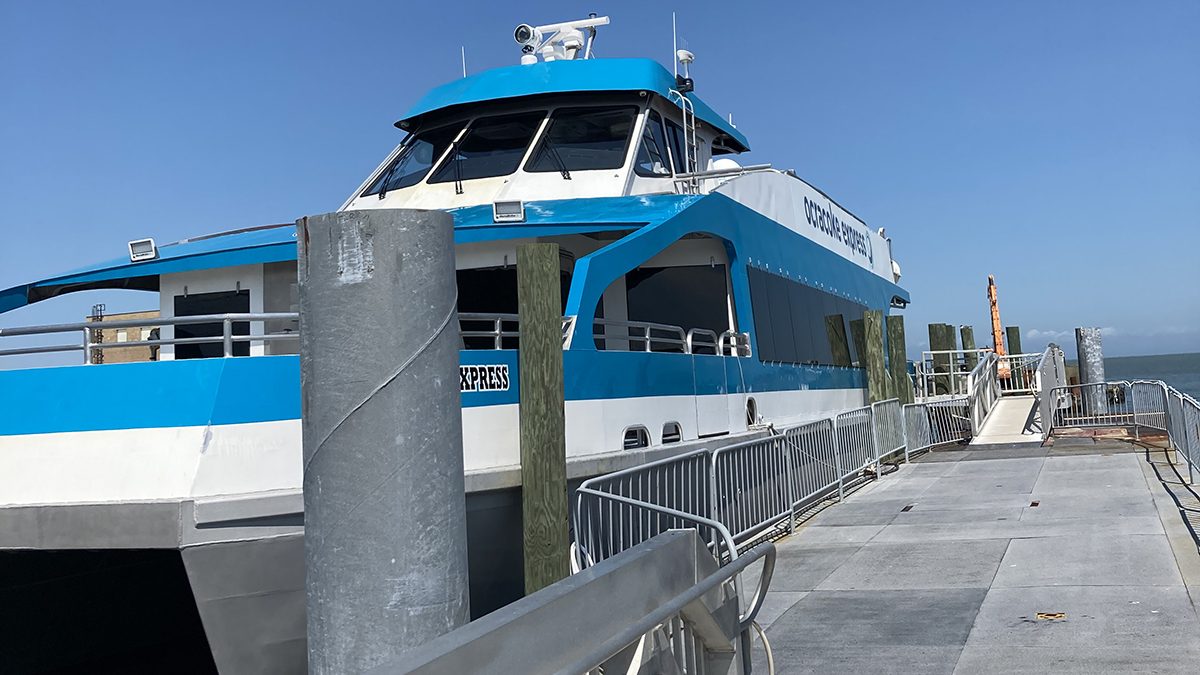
[361,124,462,196]
[626,265,729,338]
[664,118,688,173]
[634,110,671,177]
[429,111,545,183]
[746,266,867,365]
[174,290,249,359]
[526,106,637,173]
[456,267,570,350]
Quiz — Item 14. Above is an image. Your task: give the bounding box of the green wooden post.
[849,319,866,367]
[928,323,957,395]
[887,315,913,404]
[960,326,978,370]
[863,310,887,403]
[517,243,569,595]
[1006,326,1023,355]
[824,314,852,367]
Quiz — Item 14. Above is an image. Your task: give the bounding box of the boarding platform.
[747,434,1200,673]
[372,348,1200,674]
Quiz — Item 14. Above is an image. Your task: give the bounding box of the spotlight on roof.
[514,24,541,47]
[128,238,158,262]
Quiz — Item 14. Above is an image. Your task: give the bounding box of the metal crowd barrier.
[574,397,967,570]
[903,396,972,457]
[1045,378,1200,483]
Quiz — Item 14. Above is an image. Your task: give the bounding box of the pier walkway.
[748,437,1200,674]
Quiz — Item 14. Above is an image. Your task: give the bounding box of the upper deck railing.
[0,313,300,363]
[0,311,754,364]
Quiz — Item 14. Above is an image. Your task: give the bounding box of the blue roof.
[0,224,297,313]
[399,58,750,153]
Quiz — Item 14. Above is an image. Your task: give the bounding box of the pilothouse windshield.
[361,123,462,197]
[428,111,546,184]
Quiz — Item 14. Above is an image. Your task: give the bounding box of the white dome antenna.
[514,15,609,65]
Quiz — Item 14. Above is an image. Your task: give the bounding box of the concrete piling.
[298,210,470,673]
[1075,327,1107,414]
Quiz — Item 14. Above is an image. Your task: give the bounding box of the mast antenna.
[460,45,467,77]
[672,12,678,77]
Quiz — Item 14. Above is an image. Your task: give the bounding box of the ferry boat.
[0,16,908,673]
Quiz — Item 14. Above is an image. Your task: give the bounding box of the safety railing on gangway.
[575,397,972,570]
[966,351,1000,435]
[1045,378,1200,482]
[375,530,776,675]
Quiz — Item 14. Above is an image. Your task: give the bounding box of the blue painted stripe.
[0,356,300,436]
[0,351,864,434]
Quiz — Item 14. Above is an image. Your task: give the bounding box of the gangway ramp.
[747,439,1200,674]
[970,394,1041,446]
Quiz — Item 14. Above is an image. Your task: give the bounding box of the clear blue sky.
[1,1,1196,359]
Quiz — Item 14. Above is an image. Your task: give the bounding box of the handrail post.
[81,327,91,365]
[782,434,796,534]
[494,317,503,350]
[832,418,845,501]
[222,317,233,357]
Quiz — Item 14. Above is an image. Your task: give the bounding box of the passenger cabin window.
[456,267,571,349]
[626,264,729,353]
[746,267,867,366]
[428,111,546,184]
[525,106,637,173]
[361,123,462,196]
[664,118,689,174]
[173,290,250,359]
[634,110,671,177]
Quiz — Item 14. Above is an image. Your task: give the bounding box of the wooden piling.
[863,310,887,403]
[928,323,957,395]
[517,243,569,595]
[824,314,852,367]
[887,315,913,404]
[960,326,978,370]
[1006,326,1023,355]
[849,319,866,367]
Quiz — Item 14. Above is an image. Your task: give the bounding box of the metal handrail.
[592,318,687,353]
[564,541,776,675]
[718,330,752,357]
[684,328,718,355]
[0,312,300,363]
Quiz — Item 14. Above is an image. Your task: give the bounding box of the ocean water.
[1101,352,1200,400]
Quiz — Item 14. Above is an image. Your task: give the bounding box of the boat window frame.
[427,109,551,185]
[633,108,674,178]
[354,94,653,200]
[522,104,641,175]
[358,121,467,198]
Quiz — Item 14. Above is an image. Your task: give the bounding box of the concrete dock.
[748,437,1200,674]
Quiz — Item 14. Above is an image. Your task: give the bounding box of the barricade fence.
[1045,378,1200,481]
[575,397,972,570]
[904,396,971,457]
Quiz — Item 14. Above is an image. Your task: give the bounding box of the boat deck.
[747,435,1200,674]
